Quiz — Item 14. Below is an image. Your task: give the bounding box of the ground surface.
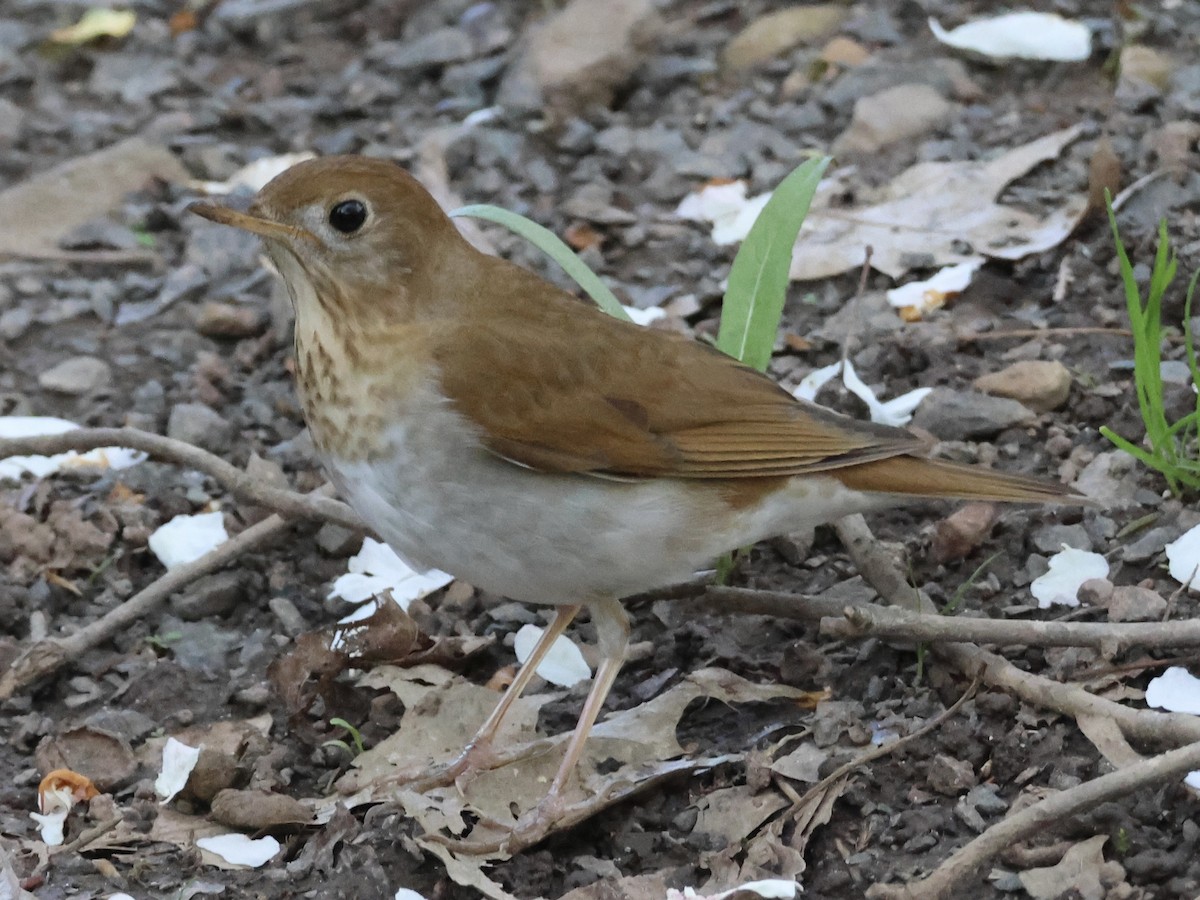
[2,0,1200,898]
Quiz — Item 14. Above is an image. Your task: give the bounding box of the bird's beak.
[189,201,316,245]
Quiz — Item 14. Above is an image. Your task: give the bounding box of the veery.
[192,156,1076,851]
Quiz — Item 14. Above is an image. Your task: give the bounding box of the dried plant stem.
[0,428,360,529]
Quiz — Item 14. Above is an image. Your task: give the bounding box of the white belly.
[318,384,878,605]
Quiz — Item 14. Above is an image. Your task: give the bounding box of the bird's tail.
[834,455,1085,504]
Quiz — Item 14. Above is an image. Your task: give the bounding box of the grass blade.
[716,156,830,370]
[451,204,631,322]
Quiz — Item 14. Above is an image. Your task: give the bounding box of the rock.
[170,571,246,621]
[927,753,975,796]
[167,403,235,454]
[268,596,309,637]
[832,83,953,155]
[820,36,870,67]
[1031,523,1092,555]
[38,356,112,394]
[1119,45,1176,94]
[0,306,32,341]
[973,360,1072,412]
[721,4,848,71]
[912,388,1036,441]
[368,27,475,71]
[194,301,269,338]
[1074,451,1141,510]
[211,788,312,829]
[0,96,24,145]
[1144,121,1200,177]
[931,502,998,564]
[1077,578,1114,606]
[1107,585,1167,622]
[499,0,662,110]
[316,523,360,557]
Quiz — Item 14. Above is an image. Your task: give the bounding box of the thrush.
[191,155,1077,851]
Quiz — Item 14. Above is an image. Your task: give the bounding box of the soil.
[2,0,1200,898]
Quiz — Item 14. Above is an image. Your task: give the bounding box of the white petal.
[623,305,666,327]
[675,181,769,245]
[712,192,770,245]
[514,624,592,687]
[0,416,145,481]
[793,362,843,402]
[708,880,800,900]
[394,890,428,900]
[876,387,933,427]
[332,539,452,610]
[30,809,67,846]
[1145,666,1200,715]
[1030,546,1109,608]
[1165,524,1200,591]
[929,13,1091,62]
[1187,770,1200,790]
[148,512,229,570]
[191,153,316,195]
[196,833,280,868]
[886,259,984,317]
[155,737,201,803]
[329,572,390,605]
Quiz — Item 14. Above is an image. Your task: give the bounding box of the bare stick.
[867,738,1200,900]
[0,497,318,700]
[0,428,360,530]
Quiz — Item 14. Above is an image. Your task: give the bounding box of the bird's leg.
[400,603,582,794]
[434,598,631,854]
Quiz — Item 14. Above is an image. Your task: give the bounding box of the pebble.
[268,596,309,637]
[721,3,847,71]
[0,306,32,341]
[912,388,1035,441]
[315,523,361,557]
[38,356,112,394]
[1107,585,1168,622]
[0,96,25,145]
[368,27,474,71]
[194,301,269,339]
[167,402,236,454]
[927,753,975,795]
[832,83,953,155]
[973,360,1073,412]
[1031,523,1092,554]
[170,571,246,620]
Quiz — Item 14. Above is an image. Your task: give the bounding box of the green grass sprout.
[450,204,631,322]
[1100,191,1200,495]
[324,716,366,757]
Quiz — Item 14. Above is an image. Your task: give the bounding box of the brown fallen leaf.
[790,124,1089,280]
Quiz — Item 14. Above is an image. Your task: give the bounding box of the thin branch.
[0,495,322,700]
[866,738,1200,900]
[0,428,361,530]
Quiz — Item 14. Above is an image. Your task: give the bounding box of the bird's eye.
[328,199,367,234]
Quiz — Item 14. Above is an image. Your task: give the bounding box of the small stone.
[499,0,662,110]
[167,403,235,454]
[268,596,309,637]
[927,753,976,796]
[38,356,112,394]
[912,388,1036,441]
[832,83,953,155]
[194,301,268,339]
[170,571,246,621]
[932,502,998,564]
[0,96,25,145]
[0,306,32,341]
[1031,523,1092,555]
[1077,577,1114,606]
[820,36,870,67]
[1107,585,1167,622]
[369,27,474,71]
[974,360,1072,413]
[1119,45,1176,94]
[721,3,848,71]
[315,523,360,557]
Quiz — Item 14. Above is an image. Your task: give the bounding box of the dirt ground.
[2,0,1200,898]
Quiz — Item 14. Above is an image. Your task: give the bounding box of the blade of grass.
[451,204,631,322]
[716,155,830,371]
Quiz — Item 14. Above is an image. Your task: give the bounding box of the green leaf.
[716,155,830,370]
[450,204,631,322]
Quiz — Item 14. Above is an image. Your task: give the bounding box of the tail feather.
[832,455,1083,504]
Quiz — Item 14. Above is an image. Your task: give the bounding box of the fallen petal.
[1030,546,1110,608]
[514,624,592,687]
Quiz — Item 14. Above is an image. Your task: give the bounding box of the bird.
[190,155,1077,852]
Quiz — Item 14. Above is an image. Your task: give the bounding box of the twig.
[866,738,1200,900]
[820,603,1200,651]
[0,427,361,530]
[0,494,325,700]
[834,515,933,613]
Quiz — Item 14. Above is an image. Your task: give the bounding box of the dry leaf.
[789,125,1088,280]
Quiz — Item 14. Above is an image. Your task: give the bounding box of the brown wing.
[430,263,924,480]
